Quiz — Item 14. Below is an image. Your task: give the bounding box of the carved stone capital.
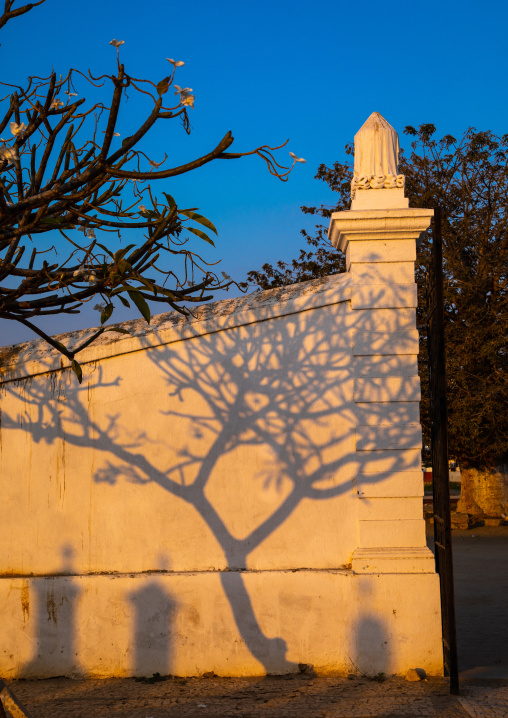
[351,174,405,197]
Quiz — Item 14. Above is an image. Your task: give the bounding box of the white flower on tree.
[10,121,26,137]
[289,151,306,164]
[0,146,18,162]
[174,85,195,108]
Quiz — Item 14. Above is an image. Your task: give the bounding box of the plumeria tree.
[0,0,305,381]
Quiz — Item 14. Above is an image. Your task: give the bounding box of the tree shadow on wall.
[3,287,421,674]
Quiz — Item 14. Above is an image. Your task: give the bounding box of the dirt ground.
[9,673,501,718]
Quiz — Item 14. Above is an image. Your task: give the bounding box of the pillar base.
[352,547,436,574]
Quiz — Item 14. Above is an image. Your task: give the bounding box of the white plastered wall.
[0,206,442,678]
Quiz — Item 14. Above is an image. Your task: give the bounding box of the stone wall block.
[356,448,422,474]
[354,376,421,403]
[352,329,419,356]
[350,262,415,285]
[355,401,420,425]
[353,308,416,333]
[359,519,426,548]
[351,284,418,310]
[354,354,418,378]
[346,239,417,268]
[358,497,422,521]
[356,471,423,498]
[356,424,422,451]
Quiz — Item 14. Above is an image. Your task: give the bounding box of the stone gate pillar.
[329,113,435,575]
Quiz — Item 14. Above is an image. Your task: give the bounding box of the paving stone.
[4,675,503,717]
[458,684,508,717]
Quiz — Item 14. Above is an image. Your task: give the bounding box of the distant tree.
[246,148,351,289]
[0,0,301,382]
[248,125,508,515]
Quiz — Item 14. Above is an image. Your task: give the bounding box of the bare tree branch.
[0,0,46,30]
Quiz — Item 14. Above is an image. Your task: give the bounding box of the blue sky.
[1,0,507,345]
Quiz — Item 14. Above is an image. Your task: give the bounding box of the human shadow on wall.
[22,546,82,678]
[128,579,177,677]
[3,281,421,674]
[354,615,391,677]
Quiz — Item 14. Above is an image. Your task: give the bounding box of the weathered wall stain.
[20,581,29,622]
[46,589,57,625]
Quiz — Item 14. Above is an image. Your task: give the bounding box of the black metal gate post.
[426,207,459,695]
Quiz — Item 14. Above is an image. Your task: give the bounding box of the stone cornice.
[328,208,434,252]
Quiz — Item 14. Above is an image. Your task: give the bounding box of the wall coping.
[0,272,351,384]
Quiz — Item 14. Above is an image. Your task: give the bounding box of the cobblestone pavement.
[7,675,508,718]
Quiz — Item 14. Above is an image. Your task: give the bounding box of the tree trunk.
[457,465,508,517]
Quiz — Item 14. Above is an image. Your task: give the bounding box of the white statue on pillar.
[350,112,408,209]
